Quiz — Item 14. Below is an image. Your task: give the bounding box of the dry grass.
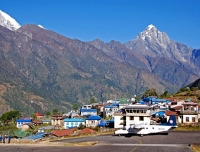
[174,126,200,131]
[64,141,98,146]
[191,144,200,152]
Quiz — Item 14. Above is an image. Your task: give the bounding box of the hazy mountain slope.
[88,39,148,70]
[145,56,198,87]
[0,24,175,115]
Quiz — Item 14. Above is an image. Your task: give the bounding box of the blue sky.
[1,0,200,48]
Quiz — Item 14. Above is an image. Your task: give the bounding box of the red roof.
[79,128,96,134]
[51,128,75,137]
[36,112,44,117]
[165,111,178,116]
[165,98,179,102]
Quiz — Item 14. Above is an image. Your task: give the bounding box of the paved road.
[1,131,200,152]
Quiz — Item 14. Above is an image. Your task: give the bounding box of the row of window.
[129,116,144,121]
[66,122,80,125]
[185,117,195,122]
[126,110,147,113]
[17,122,26,125]
[105,108,118,111]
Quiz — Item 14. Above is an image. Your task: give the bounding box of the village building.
[80,109,97,116]
[179,102,199,123]
[64,118,85,129]
[16,118,32,128]
[169,100,184,109]
[103,103,119,117]
[114,104,151,129]
[51,114,65,129]
[35,112,44,119]
[85,116,101,128]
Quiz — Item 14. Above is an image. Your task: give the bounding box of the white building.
[166,102,199,124]
[103,104,119,117]
[180,102,199,123]
[114,104,151,129]
[80,109,97,116]
[85,116,101,128]
[16,118,32,128]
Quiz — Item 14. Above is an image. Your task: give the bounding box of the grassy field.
[192,144,200,152]
[174,125,200,131]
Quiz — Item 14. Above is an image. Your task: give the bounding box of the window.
[71,122,74,126]
[186,117,189,122]
[139,116,144,121]
[130,116,134,120]
[192,117,195,122]
[75,122,78,125]
[66,122,69,125]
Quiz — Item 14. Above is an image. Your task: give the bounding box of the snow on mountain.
[0,10,21,31]
[38,25,45,29]
[147,24,155,29]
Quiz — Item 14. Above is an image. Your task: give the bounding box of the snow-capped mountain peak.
[38,25,45,29]
[0,10,21,31]
[146,24,156,30]
[125,24,193,64]
[136,24,160,42]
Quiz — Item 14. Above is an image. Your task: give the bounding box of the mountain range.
[0,10,199,115]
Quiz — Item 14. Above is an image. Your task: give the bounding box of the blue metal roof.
[22,132,44,140]
[64,118,85,122]
[104,106,114,108]
[80,109,97,112]
[17,119,32,122]
[98,120,108,127]
[152,98,166,102]
[143,97,157,102]
[86,116,101,120]
[112,103,119,106]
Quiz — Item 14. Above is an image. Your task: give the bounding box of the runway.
[1,131,199,152]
